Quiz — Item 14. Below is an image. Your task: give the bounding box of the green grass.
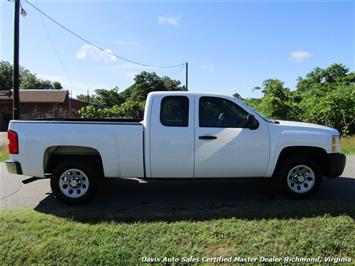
[0,144,9,162]
[341,135,355,155]
[0,201,354,265]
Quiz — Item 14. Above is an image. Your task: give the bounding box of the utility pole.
[13,0,20,120]
[185,62,188,91]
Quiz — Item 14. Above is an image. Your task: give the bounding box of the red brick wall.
[0,99,89,130]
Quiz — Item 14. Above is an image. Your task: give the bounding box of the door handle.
[199,135,217,140]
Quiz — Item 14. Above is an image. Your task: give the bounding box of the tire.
[50,161,100,204]
[276,156,322,198]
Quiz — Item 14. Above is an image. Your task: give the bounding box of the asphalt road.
[1,156,354,212]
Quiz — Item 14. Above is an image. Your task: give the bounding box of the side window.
[160,96,189,127]
[199,97,248,128]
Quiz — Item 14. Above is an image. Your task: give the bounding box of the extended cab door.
[194,96,270,177]
[149,94,194,177]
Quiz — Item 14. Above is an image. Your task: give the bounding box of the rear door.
[194,96,270,177]
[149,94,194,177]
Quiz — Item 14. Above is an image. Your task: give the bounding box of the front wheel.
[277,157,322,198]
[50,161,99,204]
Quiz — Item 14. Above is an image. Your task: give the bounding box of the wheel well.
[274,146,328,176]
[44,146,104,176]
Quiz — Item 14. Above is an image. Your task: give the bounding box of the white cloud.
[114,40,139,46]
[158,16,179,26]
[290,51,312,62]
[76,44,117,63]
[202,64,215,72]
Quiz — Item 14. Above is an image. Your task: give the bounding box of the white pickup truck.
[6,91,346,204]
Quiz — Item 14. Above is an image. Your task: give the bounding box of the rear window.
[160,96,189,127]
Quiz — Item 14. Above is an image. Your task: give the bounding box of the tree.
[77,87,124,108]
[296,64,355,134]
[0,60,13,90]
[255,79,299,120]
[247,64,355,134]
[52,81,63,90]
[76,93,92,103]
[78,71,184,119]
[121,71,184,101]
[233,92,242,99]
[0,60,63,90]
[78,105,100,119]
[300,84,355,135]
[111,100,145,119]
[296,64,354,96]
[242,98,262,112]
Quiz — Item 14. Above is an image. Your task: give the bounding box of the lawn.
[341,135,355,155]
[0,200,354,265]
[0,144,9,162]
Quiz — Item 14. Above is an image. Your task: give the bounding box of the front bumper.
[325,153,346,178]
[5,160,23,175]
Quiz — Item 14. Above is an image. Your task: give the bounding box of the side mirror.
[246,114,259,130]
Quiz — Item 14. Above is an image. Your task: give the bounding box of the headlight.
[332,135,341,153]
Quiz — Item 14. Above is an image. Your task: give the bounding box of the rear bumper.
[5,160,23,175]
[324,153,346,178]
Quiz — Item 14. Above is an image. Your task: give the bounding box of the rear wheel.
[277,157,321,198]
[50,161,99,204]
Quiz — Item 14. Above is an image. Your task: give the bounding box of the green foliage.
[0,61,13,90]
[52,81,63,90]
[78,106,101,119]
[296,64,355,135]
[254,79,300,121]
[0,60,63,90]
[121,71,184,101]
[300,85,355,134]
[340,135,355,154]
[78,72,184,119]
[77,87,124,108]
[242,98,262,112]
[249,64,355,134]
[0,144,9,162]
[296,64,354,96]
[111,100,145,119]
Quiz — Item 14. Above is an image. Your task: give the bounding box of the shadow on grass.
[34,177,355,223]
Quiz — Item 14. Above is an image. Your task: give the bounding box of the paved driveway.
[1,156,354,211]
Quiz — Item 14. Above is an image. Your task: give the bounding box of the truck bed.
[8,120,145,178]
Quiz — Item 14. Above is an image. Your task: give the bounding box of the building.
[0,90,90,131]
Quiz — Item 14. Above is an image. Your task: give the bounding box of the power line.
[35,1,73,90]
[24,0,185,69]
[170,65,185,78]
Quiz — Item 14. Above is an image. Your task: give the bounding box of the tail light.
[8,130,19,154]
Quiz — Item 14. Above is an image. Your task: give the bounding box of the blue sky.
[1,0,354,98]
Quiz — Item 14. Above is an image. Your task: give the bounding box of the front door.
[194,96,269,177]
